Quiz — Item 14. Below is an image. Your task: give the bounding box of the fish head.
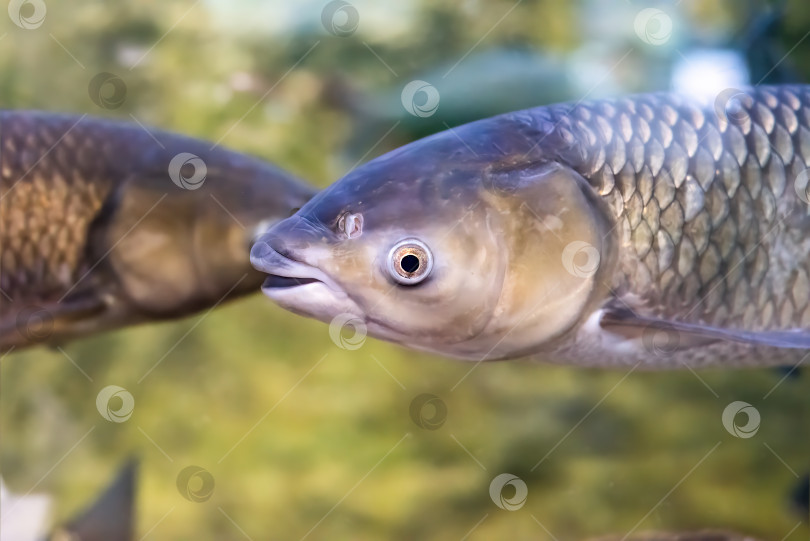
[252,160,502,352]
[252,119,613,360]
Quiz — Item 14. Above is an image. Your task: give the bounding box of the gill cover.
[87,170,235,317]
[480,161,616,358]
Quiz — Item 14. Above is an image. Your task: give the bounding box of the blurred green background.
[2,0,809,539]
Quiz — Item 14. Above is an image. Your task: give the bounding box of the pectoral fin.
[600,306,810,350]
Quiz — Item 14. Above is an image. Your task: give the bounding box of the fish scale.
[537,86,810,337]
[0,114,121,312]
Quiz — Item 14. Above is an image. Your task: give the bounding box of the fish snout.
[250,240,289,275]
[250,236,347,296]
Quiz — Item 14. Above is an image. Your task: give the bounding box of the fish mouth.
[250,241,338,292]
[250,240,362,320]
[261,275,320,289]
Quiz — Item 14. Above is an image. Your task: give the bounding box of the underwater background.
[2,0,809,538]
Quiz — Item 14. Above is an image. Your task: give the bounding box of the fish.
[251,84,810,368]
[0,111,315,352]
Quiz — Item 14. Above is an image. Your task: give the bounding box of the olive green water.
[2,1,808,539]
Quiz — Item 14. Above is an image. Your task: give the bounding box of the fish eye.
[387,239,433,285]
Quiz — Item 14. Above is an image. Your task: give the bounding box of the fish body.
[0,111,315,351]
[252,85,810,368]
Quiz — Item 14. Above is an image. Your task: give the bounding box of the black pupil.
[400,254,420,274]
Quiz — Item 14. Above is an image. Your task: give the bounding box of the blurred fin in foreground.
[50,459,137,541]
[0,111,316,353]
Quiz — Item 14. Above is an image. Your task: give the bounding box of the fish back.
[535,86,810,333]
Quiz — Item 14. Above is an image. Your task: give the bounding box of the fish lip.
[251,240,364,321]
[250,241,344,294]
